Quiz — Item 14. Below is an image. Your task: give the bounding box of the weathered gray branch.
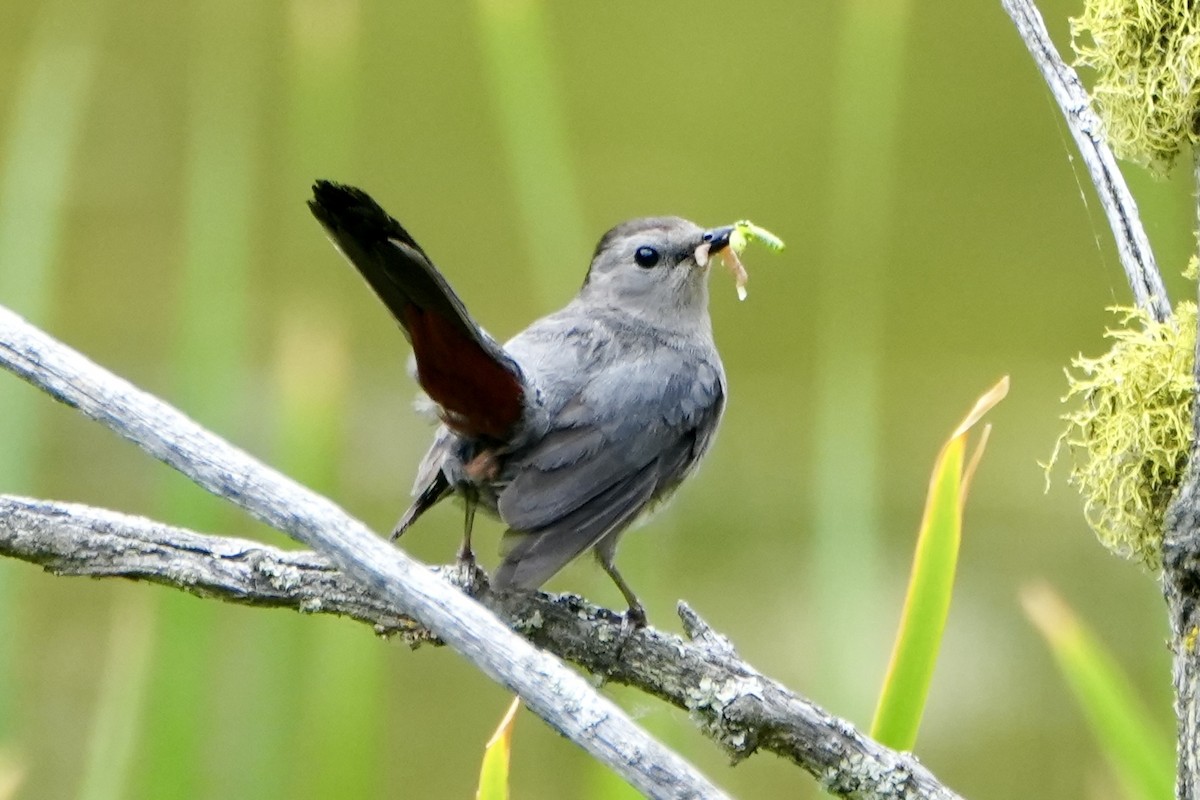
[1001,0,1171,322]
[0,494,964,800]
[0,306,967,800]
[0,495,414,632]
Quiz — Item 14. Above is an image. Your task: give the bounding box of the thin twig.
[1001,0,1171,321]
[0,494,966,800]
[0,303,728,800]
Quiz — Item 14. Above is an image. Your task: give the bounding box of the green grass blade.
[272,308,386,800]
[1023,584,1174,800]
[75,591,155,800]
[870,437,964,749]
[140,1,261,795]
[0,0,102,742]
[476,697,521,800]
[474,0,588,308]
[0,0,100,341]
[809,0,912,718]
[871,378,1008,749]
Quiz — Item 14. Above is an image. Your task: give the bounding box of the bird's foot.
[622,603,647,631]
[608,603,647,664]
[453,549,487,592]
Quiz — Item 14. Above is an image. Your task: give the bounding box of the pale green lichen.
[1070,0,1200,174]
[255,559,302,592]
[299,597,324,614]
[1047,302,1197,570]
[820,752,916,799]
[683,674,760,760]
[511,609,544,634]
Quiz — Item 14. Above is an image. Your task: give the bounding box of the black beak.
[702,225,735,254]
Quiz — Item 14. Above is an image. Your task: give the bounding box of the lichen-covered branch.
[1006,1,1200,794]
[0,494,964,800]
[1000,0,1170,322]
[1162,155,1200,800]
[1165,476,1200,800]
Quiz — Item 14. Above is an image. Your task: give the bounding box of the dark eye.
[634,246,660,268]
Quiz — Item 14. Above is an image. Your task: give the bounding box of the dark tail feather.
[391,472,452,540]
[308,181,464,338]
[308,181,526,442]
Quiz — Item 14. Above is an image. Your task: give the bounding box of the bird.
[308,180,735,625]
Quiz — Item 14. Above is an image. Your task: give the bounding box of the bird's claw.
[622,604,647,631]
[453,550,487,592]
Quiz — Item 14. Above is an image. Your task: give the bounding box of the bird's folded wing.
[494,359,724,589]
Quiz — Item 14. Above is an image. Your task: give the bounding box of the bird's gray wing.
[492,355,724,590]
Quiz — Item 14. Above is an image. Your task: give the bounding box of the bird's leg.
[599,558,647,629]
[458,492,477,565]
[451,492,490,591]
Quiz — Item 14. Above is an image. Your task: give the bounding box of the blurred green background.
[0,0,1194,797]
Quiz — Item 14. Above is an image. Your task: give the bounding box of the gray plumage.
[309,183,732,621]
[471,303,723,590]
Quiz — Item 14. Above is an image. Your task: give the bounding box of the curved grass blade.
[76,591,155,800]
[1022,583,1173,800]
[476,697,521,800]
[870,377,1009,750]
[0,748,22,800]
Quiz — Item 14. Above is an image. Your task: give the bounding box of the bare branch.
[1001,0,1171,321]
[0,494,965,800]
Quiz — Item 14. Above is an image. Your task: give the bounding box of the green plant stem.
[810,0,911,720]
[0,0,101,742]
[475,0,588,308]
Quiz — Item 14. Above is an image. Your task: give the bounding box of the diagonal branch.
[0,305,967,799]
[0,494,965,800]
[1001,0,1171,322]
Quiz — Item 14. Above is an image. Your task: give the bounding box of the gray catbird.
[309,180,735,624]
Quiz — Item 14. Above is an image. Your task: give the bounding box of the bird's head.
[579,217,736,328]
